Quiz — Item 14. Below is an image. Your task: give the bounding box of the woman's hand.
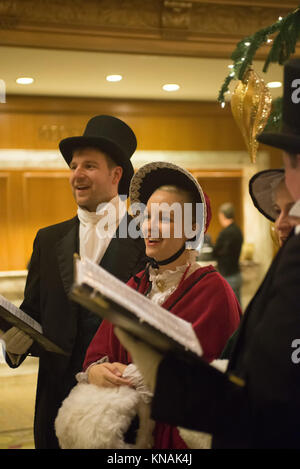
[87,362,133,388]
[115,328,163,392]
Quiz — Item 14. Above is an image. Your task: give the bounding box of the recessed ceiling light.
[267,81,282,88]
[106,75,123,82]
[16,77,34,85]
[162,83,180,92]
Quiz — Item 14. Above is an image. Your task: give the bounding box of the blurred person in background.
[213,203,243,303]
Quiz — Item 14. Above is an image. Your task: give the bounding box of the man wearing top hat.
[1,115,145,449]
[114,58,300,448]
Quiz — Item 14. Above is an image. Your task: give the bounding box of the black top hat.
[257,58,300,153]
[249,169,285,222]
[59,115,137,195]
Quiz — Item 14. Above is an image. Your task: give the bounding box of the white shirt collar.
[77,195,127,263]
[77,195,126,228]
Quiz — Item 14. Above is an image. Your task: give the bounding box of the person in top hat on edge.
[113,58,300,448]
[0,115,145,449]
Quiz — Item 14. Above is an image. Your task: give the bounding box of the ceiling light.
[162,84,180,92]
[267,81,282,88]
[106,74,122,82]
[16,77,34,85]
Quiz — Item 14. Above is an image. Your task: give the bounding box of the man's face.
[283,152,300,202]
[69,148,122,212]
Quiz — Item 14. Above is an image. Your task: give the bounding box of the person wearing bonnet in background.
[249,168,295,248]
[55,161,241,449]
[221,167,295,360]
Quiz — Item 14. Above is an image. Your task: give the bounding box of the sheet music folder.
[0,294,68,355]
[70,255,203,359]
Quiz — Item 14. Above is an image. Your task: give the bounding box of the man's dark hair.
[102,152,118,170]
[219,202,235,220]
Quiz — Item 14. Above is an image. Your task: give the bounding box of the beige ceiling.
[1,45,284,102]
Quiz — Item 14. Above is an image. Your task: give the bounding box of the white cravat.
[77,195,126,264]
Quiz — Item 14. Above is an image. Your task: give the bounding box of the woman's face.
[273,180,294,246]
[142,188,196,262]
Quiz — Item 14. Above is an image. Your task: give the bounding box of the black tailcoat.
[152,232,300,448]
[8,215,145,449]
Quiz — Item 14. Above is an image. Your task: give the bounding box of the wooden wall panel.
[0,99,246,151]
[0,167,244,271]
[194,172,243,243]
[0,96,283,167]
[0,171,29,270]
[0,170,77,271]
[22,172,77,264]
[0,174,11,270]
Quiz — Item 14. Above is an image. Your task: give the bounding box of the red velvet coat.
[83,264,241,449]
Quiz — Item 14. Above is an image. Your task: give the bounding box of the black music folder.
[0,294,68,355]
[70,255,203,359]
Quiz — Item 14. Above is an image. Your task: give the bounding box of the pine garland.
[218,5,300,106]
[263,97,283,132]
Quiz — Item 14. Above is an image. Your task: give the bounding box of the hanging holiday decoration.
[218,6,300,106]
[230,68,272,163]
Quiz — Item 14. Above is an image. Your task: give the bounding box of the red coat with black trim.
[83,264,241,449]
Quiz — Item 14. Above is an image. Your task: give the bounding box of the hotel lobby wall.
[0,95,282,159]
[0,95,279,271]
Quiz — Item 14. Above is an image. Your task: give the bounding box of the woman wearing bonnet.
[221,168,294,361]
[249,168,295,248]
[55,162,241,449]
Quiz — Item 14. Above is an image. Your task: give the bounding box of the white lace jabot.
[77,195,126,263]
[147,262,199,306]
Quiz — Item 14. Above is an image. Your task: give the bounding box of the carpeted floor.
[0,355,37,449]
[0,428,34,449]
